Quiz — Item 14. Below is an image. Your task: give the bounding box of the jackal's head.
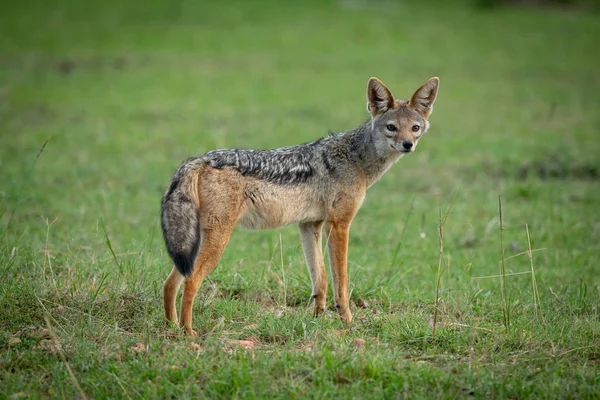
[366,77,439,156]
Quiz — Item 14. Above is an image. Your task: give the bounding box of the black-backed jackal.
[161,77,439,335]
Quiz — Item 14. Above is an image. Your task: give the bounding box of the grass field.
[1,0,599,398]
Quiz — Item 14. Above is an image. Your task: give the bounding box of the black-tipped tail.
[160,176,200,276]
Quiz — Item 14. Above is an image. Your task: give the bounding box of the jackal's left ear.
[409,77,439,119]
[367,77,395,117]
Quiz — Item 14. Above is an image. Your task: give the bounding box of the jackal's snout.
[400,140,413,151]
[391,140,414,152]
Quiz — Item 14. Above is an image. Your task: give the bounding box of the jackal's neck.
[347,121,402,187]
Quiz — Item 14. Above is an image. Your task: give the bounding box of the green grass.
[1,0,599,398]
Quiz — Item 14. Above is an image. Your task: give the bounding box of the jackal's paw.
[337,307,353,324]
[313,305,326,317]
[185,328,198,337]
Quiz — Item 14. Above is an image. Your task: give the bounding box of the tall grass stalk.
[279,233,287,309]
[433,203,451,335]
[498,196,510,331]
[100,218,121,272]
[42,216,58,289]
[526,223,542,320]
[2,138,50,243]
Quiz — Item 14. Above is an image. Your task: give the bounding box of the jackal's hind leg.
[164,266,185,325]
[179,227,234,336]
[299,221,327,316]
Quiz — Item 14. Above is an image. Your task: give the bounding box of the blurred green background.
[1,0,599,397]
[2,0,599,279]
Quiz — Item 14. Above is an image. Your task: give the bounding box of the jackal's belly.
[237,186,325,230]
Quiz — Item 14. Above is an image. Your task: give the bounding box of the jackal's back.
[201,136,342,185]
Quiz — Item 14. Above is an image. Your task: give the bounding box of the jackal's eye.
[386,124,397,132]
[411,125,420,132]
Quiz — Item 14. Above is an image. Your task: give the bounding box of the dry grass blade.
[526,224,543,321]
[41,216,59,289]
[44,315,87,400]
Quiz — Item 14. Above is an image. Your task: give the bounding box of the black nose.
[402,141,413,150]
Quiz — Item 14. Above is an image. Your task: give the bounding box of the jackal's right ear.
[367,77,395,117]
[409,77,439,119]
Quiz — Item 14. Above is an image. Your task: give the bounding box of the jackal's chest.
[237,184,325,230]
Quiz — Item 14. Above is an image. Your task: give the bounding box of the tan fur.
[162,77,439,335]
[171,166,367,334]
[299,221,327,314]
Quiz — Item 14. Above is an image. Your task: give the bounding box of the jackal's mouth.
[390,144,412,153]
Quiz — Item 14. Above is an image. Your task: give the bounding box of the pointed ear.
[367,77,395,117]
[409,77,439,118]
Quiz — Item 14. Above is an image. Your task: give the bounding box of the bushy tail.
[160,172,201,277]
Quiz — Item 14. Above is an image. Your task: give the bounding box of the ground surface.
[1,0,599,398]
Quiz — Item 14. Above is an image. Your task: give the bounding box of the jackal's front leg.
[326,221,352,324]
[299,221,327,316]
